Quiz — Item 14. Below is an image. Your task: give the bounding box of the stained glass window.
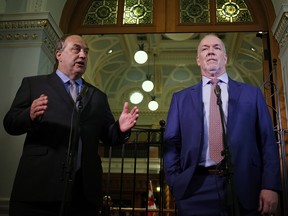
[123,0,153,24]
[82,0,253,26]
[216,0,253,23]
[180,0,210,24]
[83,0,118,25]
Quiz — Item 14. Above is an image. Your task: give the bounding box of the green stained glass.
[216,0,253,23]
[83,0,118,25]
[180,0,210,24]
[123,0,153,24]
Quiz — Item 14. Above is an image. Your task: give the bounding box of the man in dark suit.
[164,34,281,215]
[3,34,139,216]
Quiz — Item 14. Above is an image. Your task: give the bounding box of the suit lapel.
[190,82,203,119]
[47,73,74,106]
[80,80,93,112]
[227,78,242,132]
[187,82,203,164]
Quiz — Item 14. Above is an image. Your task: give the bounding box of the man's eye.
[84,49,89,54]
[72,47,81,53]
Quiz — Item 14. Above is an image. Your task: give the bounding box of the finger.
[130,106,139,116]
[122,102,129,114]
[30,95,48,120]
[258,198,263,212]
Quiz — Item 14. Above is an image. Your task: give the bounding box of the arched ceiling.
[83,32,264,117]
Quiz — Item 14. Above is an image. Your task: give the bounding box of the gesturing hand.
[119,102,139,132]
[30,94,48,121]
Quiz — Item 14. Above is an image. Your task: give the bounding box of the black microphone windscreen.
[214,84,221,96]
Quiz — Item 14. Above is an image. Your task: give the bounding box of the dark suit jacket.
[4,72,127,206]
[164,77,281,209]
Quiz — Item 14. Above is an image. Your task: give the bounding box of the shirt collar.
[202,72,228,87]
[56,69,83,86]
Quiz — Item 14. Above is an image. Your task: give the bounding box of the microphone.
[214,84,221,97]
[76,85,88,102]
[214,84,222,105]
[76,85,88,111]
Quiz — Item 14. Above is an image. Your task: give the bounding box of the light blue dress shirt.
[56,69,83,95]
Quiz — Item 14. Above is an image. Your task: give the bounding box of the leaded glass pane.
[216,0,253,23]
[180,0,210,24]
[83,0,118,25]
[123,0,153,24]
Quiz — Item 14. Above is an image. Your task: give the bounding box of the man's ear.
[55,50,61,61]
[196,56,201,66]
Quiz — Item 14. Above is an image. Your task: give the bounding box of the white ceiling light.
[148,100,158,111]
[134,44,148,64]
[129,91,144,104]
[142,80,154,92]
[165,33,194,41]
[148,96,158,111]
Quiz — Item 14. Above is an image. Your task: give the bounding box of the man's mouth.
[207,58,217,63]
[75,61,85,66]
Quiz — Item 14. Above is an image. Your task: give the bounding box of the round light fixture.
[164,33,194,41]
[129,91,144,104]
[134,50,148,64]
[142,80,154,92]
[148,100,158,111]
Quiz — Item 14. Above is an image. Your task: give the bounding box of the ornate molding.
[273,13,288,48]
[26,0,47,12]
[272,4,288,49]
[112,110,167,126]
[0,12,62,61]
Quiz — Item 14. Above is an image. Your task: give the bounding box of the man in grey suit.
[4,34,139,216]
[164,34,281,216]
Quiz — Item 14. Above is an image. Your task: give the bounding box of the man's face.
[56,35,89,80]
[196,35,227,78]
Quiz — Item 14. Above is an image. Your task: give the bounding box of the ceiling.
[82,32,264,124]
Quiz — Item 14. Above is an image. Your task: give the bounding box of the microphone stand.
[59,95,84,216]
[214,84,239,216]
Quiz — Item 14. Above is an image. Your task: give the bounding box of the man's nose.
[79,49,87,58]
[207,48,215,55]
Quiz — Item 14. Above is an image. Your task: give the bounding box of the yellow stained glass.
[123,0,153,24]
[83,0,118,25]
[180,0,210,24]
[216,0,253,23]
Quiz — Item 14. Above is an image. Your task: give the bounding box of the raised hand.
[119,102,139,132]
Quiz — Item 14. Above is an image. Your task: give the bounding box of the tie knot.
[210,78,220,85]
[70,80,76,85]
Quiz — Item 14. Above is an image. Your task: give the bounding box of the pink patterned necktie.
[209,79,223,163]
